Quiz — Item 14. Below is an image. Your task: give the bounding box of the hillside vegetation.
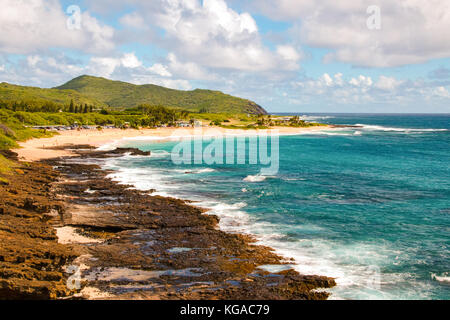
[0,82,104,107]
[56,75,267,114]
[0,105,183,150]
[0,75,267,114]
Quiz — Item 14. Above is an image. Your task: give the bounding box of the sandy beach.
[13,125,331,161]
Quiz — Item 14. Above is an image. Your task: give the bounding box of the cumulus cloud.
[349,75,373,87]
[165,53,215,80]
[1,0,449,112]
[0,0,115,54]
[253,0,450,67]
[84,53,191,89]
[434,86,450,98]
[291,72,450,110]
[120,53,142,69]
[324,73,336,87]
[374,76,403,91]
[116,0,301,73]
[86,57,121,78]
[0,52,84,86]
[147,63,172,78]
[119,12,147,29]
[0,51,192,90]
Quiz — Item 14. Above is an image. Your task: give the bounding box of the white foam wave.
[431,273,450,284]
[196,200,252,233]
[101,157,402,299]
[243,175,268,182]
[96,141,121,151]
[300,115,335,121]
[194,168,216,174]
[150,150,170,158]
[296,129,354,136]
[356,124,448,133]
[173,168,216,174]
[99,150,435,300]
[103,161,181,197]
[196,202,426,299]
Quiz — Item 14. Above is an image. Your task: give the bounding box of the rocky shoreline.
[0,145,336,300]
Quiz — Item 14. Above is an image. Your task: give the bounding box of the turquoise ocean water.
[102,114,449,300]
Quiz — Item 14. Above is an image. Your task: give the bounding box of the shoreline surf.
[103,114,449,300]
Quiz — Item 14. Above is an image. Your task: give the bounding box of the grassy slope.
[0,82,105,107]
[0,109,57,150]
[56,75,267,114]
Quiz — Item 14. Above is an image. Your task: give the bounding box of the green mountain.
[0,75,267,114]
[55,75,267,114]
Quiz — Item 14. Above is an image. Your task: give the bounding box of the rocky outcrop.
[245,102,268,115]
[43,148,335,300]
[0,160,76,299]
[0,146,335,300]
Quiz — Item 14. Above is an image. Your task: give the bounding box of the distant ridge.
[0,75,267,114]
[58,75,267,114]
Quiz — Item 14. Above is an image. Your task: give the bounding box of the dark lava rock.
[0,144,335,300]
[0,161,76,300]
[77,147,151,159]
[42,147,335,300]
[0,150,18,160]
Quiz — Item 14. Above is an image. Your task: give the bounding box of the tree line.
[0,98,196,129]
[68,100,94,113]
[0,99,97,114]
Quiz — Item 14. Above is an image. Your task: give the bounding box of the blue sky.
[0,0,449,113]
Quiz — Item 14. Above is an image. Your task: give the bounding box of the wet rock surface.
[1,146,336,300]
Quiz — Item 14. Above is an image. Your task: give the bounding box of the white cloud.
[254,0,450,67]
[349,75,373,87]
[1,0,449,113]
[121,53,142,69]
[84,53,193,90]
[434,86,450,98]
[0,51,194,90]
[291,73,450,108]
[166,53,213,80]
[321,73,333,86]
[375,76,402,91]
[334,73,344,86]
[147,63,172,77]
[118,0,301,73]
[119,12,147,29]
[86,57,121,78]
[0,0,115,54]
[27,56,41,67]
